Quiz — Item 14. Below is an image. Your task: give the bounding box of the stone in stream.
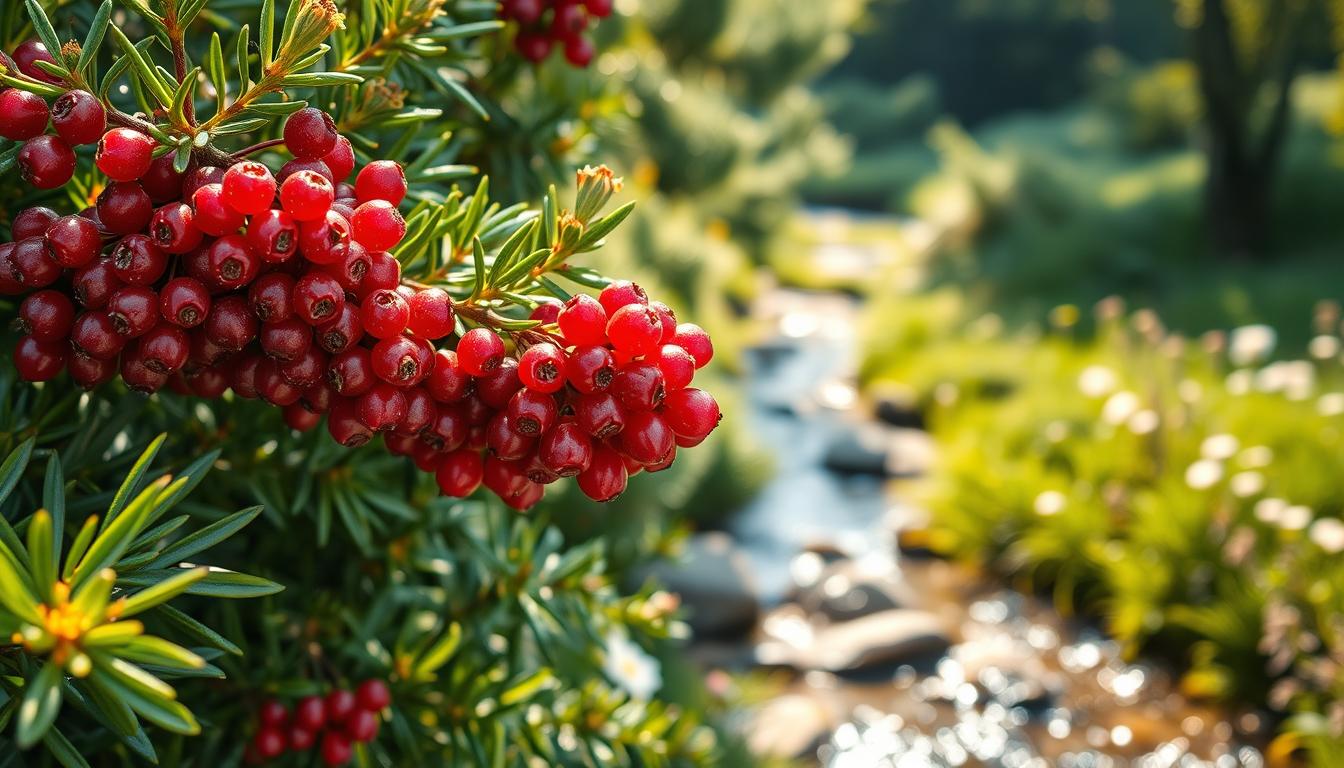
[872,393,926,430]
[793,555,924,621]
[821,426,936,478]
[759,609,951,675]
[744,693,835,760]
[635,532,760,640]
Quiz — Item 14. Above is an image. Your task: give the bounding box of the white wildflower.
[1309,518,1344,554]
[1102,391,1140,426]
[1078,365,1119,398]
[1229,471,1264,498]
[603,629,661,701]
[1239,446,1273,468]
[1229,325,1276,367]
[1034,491,1067,517]
[1319,393,1344,417]
[1200,434,1240,461]
[1185,460,1223,490]
[1127,410,1159,435]
[1309,335,1341,360]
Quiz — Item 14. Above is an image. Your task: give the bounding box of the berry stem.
[234,138,287,158]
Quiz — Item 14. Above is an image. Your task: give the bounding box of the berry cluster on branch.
[500,0,612,66]
[247,680,390,766]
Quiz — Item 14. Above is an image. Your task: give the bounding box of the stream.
[719,243,1273,767]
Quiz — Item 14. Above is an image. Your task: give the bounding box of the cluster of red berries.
[247,680,389,766]
[499,0,611,67]
[415,280,721,509]
[1,41,108,189]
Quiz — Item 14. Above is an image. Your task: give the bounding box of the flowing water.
[726,227,1273,767]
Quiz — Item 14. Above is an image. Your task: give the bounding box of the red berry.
[280,170,335,221]
[96,128,155,181]
[565,344,615,393]
[356,251,401,301]
[12,40,60,84]
[320,731,352,767]
[44,215,102,267]
[518,343,566,393]
[474,357,522,409]
[395,386,437,436]
[325,689,357,724]
[516,31,552,62]
[406,288,455,339]
[585,0,613,18]
[284,108,339,161]
[18,135,76,189]
[111,234,168,285]
[300,381,335,414]
[351,200,405,251]
[8,237,62,287]
[323,136,356,182]
[663,388,721,439]
[72,257,122,309]
[649,300,678,342]
[457,328,505,376]
[70,311,125,359]
[0,89,49,141]
[288,725,317,751]
[222,161,277,215]
[294,695,327,732]
[371,335,432,386]
[161,277,211,328]
[252,727,286,760]
[598,280,648,315]
[483,454,532,500]
[656,344,696,391]
[436,449,483,496]
[507,388,558,436]
[140,155,185,203]
[96,182,153,235]
[228,353,264,398]
[610,361,665,411]
[50,90,105,145]
[427,349,471,403]
[575,392,625,438]
[192,183,247,236]
[539,422,593,477]
[619,410,675,465]
[148,202,203,254]
[278,158,334,185]
[606,304,663,357]
[345,708,379,743]
[258,699,289,728]
[328,347,376,396]
[529,301,562,324]
[360,289,410,339]
[248,272,296,322]
[246,209,299,261]
[557,294,608,347]
[138,324,189,373]
[18,290,74,342]
[316,303,362,354]
[14,207,59,240]
[298,209,351,264]
[260,318,313,362]
[67,353,116,389]
[293,271,346,324]
[204,295,258,351]
[355,679,392,711]
[326,241,371,291]
[107,286,159,337]
[358,383,408,431]
[257,358,303,405]
[563,35,595,67]
[502,0,544,23]
[279,346,327,388]
[671,323,713,368]
[14,335,66,381]
[354,161,408,206]
[577,445,627,502]
[422,404,469,451]
[207,235,260,289]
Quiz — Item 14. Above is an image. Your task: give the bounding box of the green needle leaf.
[16,662,63,749]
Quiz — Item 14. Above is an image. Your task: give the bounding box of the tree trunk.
[1204,132,1271,259]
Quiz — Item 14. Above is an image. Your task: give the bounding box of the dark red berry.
[192,183,246,236]
[356,679,391,710]
[502,0,544,22]
[67,353,116,389]
[228,353,263,398]
[558,294,608,347]
[207,235,260,289]
[316,303,361,353]
[671,323,713,368]
[18,290,74,342]
[328,347,376,396]
[475,357,522,409]
[252,728,286,760]
[18,135,76,189]
[323,136,356,182]
[360,289,410,339]
[518,343,566,393]
[107,286,159,337]
[486,413,536,461]
[70,311,125,359]
[158,278,210,328]
[15,336,66,381]
[619,410,675,465]
[356,250,401,302]
[529,301,562,324]
[0,89,49,141]
[422,404,468,451]
[50,90,105,145]
[346,708,379,743]
[9,237,62,287]
[148,203,203,254]
[43,213,102,267]
[256,358,303,405]
[222,161,277,215]
[293,271,346,324]
[111,234,167,285]
[258,699,289,728]
[566,345,616,393]
[406,288,454,339]
[14,207,59,240]
[260,317,312,362]
[508,388,558,436]
[371,335,432,386]
[72,258,122,309]
[394,386,436,436]
[354,161,408,206]
[248,273,295,322]
[457,328,505,376]
[539,422,593,477]
[325,689,357,724]
[320,731,352,767]
[427,349,471,403]
[204,294,258,351]
[358,383,408,431]
[278,158,334,184]
[436,449,483,496]
[563,35,595,67]
[288,725,317,751]
[138,324,189,373]
[246,209,299,262]
[140,155,186,203]
[611,361,665,411]
[96,182,153,236]
[575,392,625,438]
[294,695,326,732]
[577,445,627,501]
[12,40,61,84]
[585,0,613,18]
[516,31,552,62]
[326,241,371,291]
[284,108,339,161]
[279,346,327,387]
[96,128,156,181]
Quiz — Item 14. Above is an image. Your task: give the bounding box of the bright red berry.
[293,271,346,324]
[436,449,483,496]
[598,280,648,315]
[671,323,713,368]
[323,136,356,182]
[18,135,76,189]
[539,423,593,477]
[360,289,410,339]
[557,294,608,347]
[664,388,721,439]
[427,349,471,403]
[474,357,522,409]
[328,347,376,396]
[354,161,408,206]
[350,200,405,251]
[457,328,505,376]
[356,251,401,301]
[518,343,567,393]
[50,90,105,145]
[656,344,696,391]
[192,182,247,236]
[298,209,351,265]
[577,445,627,502]
[575,392,625,438]
[222,161,277,215]
[246,208,299,261]
[619,410,675,465]
[44,215,102,267]
[283,108,339,161]
[148,203,203,254]
[371,335,433,386]
[606,304,663,357]
[406,288,455,339]
[0,89,49,141]
[280,170,335,221]
[565,345,615,393]
[96,128,156,181]
[529,301,562,324]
